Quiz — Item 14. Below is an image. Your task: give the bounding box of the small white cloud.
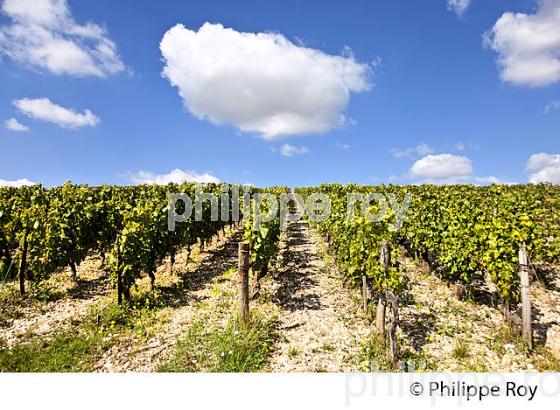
[278,144,308,157]
[447,0,471,17]
[455,142,465,151]
[392,143,434,159]
[336,141,353,151]
[4,117,29,132]
[411,153,472,181]
[127,168,220,185]
[0,177,36,187]
[408,175,511,185]
[484,0,560,87]
[160,22,372,139]
[13,98,99,129]
[473,176,500,184]
[0,0,125,77]
[527,152,560,172]
[527,152,560,183]
[544,100,560,114]
[473,176,517,185]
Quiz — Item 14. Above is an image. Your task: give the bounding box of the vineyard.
[297,184,560,315]
[0,183,559,372]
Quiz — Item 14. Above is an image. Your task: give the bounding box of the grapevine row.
[296,183,560,307]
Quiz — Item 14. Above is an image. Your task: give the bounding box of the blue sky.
[1,0,559,187]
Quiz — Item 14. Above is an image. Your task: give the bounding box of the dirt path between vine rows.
[0,228,239,350]
[397,256,560,371]
[266,220,370,372]
[531,263,560,359]
[0,256,112,348]
[94,228,243,372]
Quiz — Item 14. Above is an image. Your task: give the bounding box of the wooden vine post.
[117,236,123,305]
[362,275,368,312]
[18,229,28,296]
[169,250,176,276]
[181,244,191,289]
[238,242,250,324]
[386,290,399,362]
[376,240,390,336]
[519,243,532,349]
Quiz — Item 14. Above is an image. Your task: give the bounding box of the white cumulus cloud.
[279,144,308,157]
[484,0,560,87]
[4,117,29,132]
[527,152,560,183]
[410,154,473,181]
[127,169,220,185]
[0,0,125,77]
[160,22,372,139]
[544,99,560,113]
[407,154,508,185]
[13,98,99,129]
[392,143,434,159]
[473,176,514,185]
[0,178,36,187]
[447,0,471,17]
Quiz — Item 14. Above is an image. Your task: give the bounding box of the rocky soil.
[2,218,559,372]
[94,228,243,372]
[531,263,560,358]
[397,255,560,371]
[0,227,237,353]
[266,219,371,372]
[0,256,111,347]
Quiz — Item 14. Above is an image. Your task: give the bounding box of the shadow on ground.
[156,229,243,308]
[271,220,324,312]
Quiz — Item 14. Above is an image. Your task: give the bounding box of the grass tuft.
[160,311,278,372]
[452,339,470,360]
[359,333,433,372]
[287,346,300,357]
[0,329,107,372]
